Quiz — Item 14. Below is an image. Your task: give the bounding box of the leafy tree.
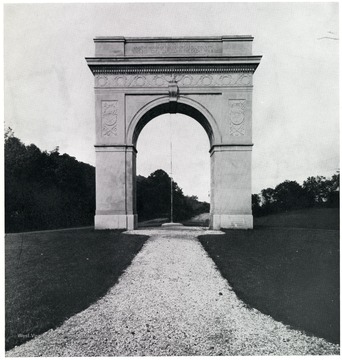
[330,172,340,191]
[261,188,275,204]
[325,172,340,207]
[184,195,210,215]
[136,169,208,222]
[273,180,308,212]
[260,188,276,214]
[254,171,340,217]
[5,129,95,232]
[303,176,329,206]
[252,194,262,216]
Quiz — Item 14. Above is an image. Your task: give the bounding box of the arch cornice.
[126,95,220,147]
[86,61,261,75]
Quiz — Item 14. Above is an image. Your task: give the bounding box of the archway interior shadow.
[133,102,213,147]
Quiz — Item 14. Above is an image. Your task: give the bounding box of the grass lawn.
[254,207,339,230]
[5,228,148,351]
[199,209,340,344]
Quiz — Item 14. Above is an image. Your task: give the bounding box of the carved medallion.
[229,100,246,136]
[102,101,118,137]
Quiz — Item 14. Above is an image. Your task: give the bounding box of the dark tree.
[255,171,340,217]
[5,129,95,232]
[273,180,307,212]
[252,193,262,216]
[325,172,340,207]
[260,187,276,214]
[136,169,208,222]
[303,176,329,206]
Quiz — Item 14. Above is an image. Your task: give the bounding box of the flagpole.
[170,113,173,223]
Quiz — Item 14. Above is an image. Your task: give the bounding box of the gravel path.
[6,227,340,356]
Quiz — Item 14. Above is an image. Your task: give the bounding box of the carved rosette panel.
[229,100,246,137]
[101,101,118,137]
[95,73,252,88]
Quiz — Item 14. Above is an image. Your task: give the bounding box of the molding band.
[95,145,138,153]
[210,144,253,154]
[88,64,259,75]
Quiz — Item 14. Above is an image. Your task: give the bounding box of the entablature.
[86,36,262,76]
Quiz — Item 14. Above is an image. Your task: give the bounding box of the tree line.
[137,169,209,222]
[5,128,339,232]
[5,128,96,232]
[252,174,339,217]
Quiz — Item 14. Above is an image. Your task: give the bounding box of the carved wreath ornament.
[102,101,118,137]
[229,100,246,136]
[95,73,252,88]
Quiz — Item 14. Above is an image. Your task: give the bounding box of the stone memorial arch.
[86,36,261,230]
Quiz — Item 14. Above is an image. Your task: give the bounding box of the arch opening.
[136,113,211,224]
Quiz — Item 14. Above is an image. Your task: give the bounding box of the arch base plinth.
[95,214,137,230]
[161,222,184,228]
[211,214,253,230]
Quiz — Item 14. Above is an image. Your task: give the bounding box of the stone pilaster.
[210,145,253,229]
[94,145,137,230]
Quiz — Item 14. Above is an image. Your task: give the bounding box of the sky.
[4,2,339,201]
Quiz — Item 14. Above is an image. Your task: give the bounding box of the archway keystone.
[86,36,262,230]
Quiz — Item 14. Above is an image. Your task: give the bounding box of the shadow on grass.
[199,227,340,344]
[5,228,149,351]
